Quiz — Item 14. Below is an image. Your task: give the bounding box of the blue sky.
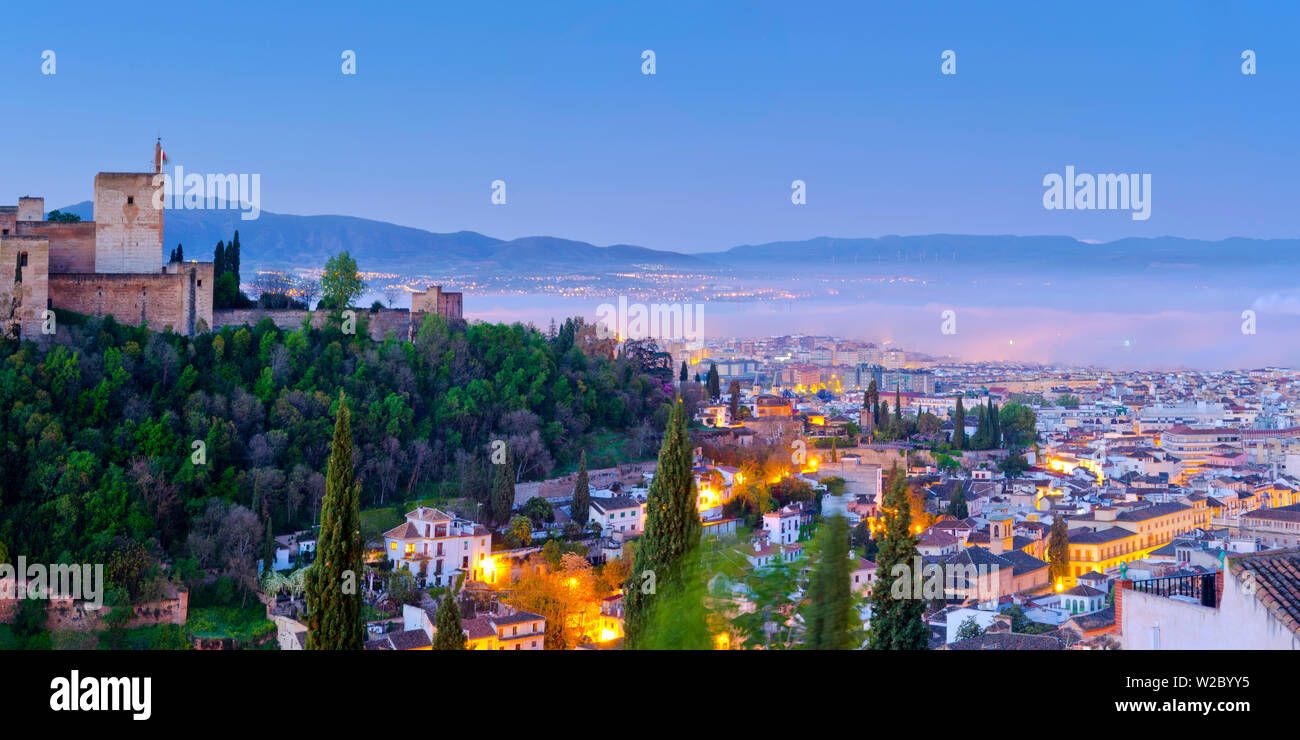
[3,1,1296,252]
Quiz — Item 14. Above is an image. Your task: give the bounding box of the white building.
[1119,550,1300,650]
[589,494,645,536]
[382,507,494,588]
[763,505,801,545]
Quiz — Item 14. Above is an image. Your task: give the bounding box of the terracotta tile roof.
[1068,526,1134,545]
[944,632,1064,650]
[364,629,431,650]
[463,617,498,641]
[407,507,453,523]
[1067,606,1117,633]
[1228,548,1300,638]
[383,521,420,540]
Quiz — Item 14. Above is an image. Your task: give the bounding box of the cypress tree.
[865,379,879,427]
[728,380,741,422]
[830,437,838,463]
[491,447,516,527]
[572,451,590,526]
[947,486,968,519]
[867,465,928,650]
[433,577,467,650]
[680,361,688,383]
[803,514,855,649]
[990,402,1001,448]
[623,399,703,649]
[894,386,902,422]
[1048,516,1070,586]
[953,397,966,450]
[305,392,364,650]
[263,524,276,574]
[706,363,721,400]
[971,403,988,450]
[228,230,241,285]
[214,240,225,277]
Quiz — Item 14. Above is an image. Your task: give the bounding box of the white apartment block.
[383,507,494,588]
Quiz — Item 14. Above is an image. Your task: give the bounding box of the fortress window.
[19,252,27,267]
[127,196,135,205]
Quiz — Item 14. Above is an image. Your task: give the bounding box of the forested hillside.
[0,311,673,601]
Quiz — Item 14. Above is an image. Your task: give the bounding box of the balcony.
[1127,573,1218,608]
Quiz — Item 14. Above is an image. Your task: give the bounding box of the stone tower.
[92,141,164,273]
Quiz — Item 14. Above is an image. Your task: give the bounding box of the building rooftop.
[1228,548,1300,638]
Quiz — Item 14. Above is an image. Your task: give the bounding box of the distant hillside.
[699,234,1300,270]
[59,202,712,275]
[58,201,1300,275]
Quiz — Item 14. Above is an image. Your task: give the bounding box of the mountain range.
[58,201,1300,277]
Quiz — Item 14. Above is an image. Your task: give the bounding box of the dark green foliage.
[999,453,1029,477]
[571,451,590,526]
[946,486,968,519]
[14,596,50,649]
[727,380,740,422]
[213,233,253,308]
[623,400,704,649]
[491,447,516,527]
[706,363,720,400]
[802,515,856,649]
[851,519,876,558]
[0,311,669,583]
[321,251,365,309]
[433,579,466,650]
[1048,516,1070,585]
[953,396,966,450]
[999,402,1037,448]
[305,393,363,650]
[956,615,984,641]
[867,465,927,650]
[46,210,81,223]
[263,524,276,573]
[522,496,554,527]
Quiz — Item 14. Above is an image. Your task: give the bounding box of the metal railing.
[1128,573,1217,608]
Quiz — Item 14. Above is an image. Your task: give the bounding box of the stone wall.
[0,235,50,338]
[17,220,96,273]
[213,307,416,341]
[163,260,215,334]
[0,589,188,632]
[50,271,189,333]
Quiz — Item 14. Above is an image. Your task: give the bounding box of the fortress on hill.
[1,141,465,341]
[1,140,214,339]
